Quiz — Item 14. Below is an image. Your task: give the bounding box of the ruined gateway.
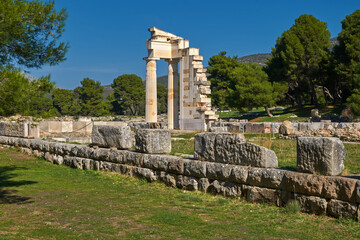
[144,27,218,131]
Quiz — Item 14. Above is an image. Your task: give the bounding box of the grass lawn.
[217,105,346,122]
[0,147,359,239]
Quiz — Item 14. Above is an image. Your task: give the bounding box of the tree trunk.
[295,87,303,109]
[309,77,319,107]
[265,107,273,117]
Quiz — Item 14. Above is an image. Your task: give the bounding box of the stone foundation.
[0,135,359,221]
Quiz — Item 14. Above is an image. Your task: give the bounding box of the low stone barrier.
[194,133,278,168]
[297,137,345,176]
[0,135,359,220]
[91,125,132,149]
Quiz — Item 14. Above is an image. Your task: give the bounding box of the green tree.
[0,66,57,117]
[265,14,331,107]
[207,52,240,110]
[27,75,56,117]
[0,67,30,115]
[333,10,360,115]
[229,63,285,117]
[111,74,145,115]
[157,83,167,114]
[52,88,82,116]
[0,0,69,68]
[75,78,109,116]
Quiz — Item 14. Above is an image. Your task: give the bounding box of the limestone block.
[294,194,327,215]
[167,157,184,175]
[208,180,241,198]
[209,126,228,132]
[143,154,169,171]
[322,176,357,202]
[245,186,279,205]
[229,166,249,184]
[198,178,210,192]
[91,125,132,150]
[133,167,157,182]
[282,171,325,197]
[247,168,286,189]
[297,137,345,175]
[135,129,171,154]
[327,199,358,220]
[176,175,198,191]
[195,132,277,167]
[125,151,144,166]
[92,148,111,161]
[184,159,207,178]
[53,155,64,165]
[279,120,294,135]
[206,162,233,181]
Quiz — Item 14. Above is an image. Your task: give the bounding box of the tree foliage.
[207,52,240,110]
[111,74,145,115]
[265,14,330,107]
[208,52,283,116]
[0,0,69,68]
[0,66,56,117]
[157,83,167,114]
[74,78,109,116]
[52,88,81,116]
[333,10,360,115]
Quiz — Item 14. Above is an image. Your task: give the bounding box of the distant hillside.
[237,37,339,65]
[237,53,272,66]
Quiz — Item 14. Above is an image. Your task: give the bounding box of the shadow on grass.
[0,166,37,204]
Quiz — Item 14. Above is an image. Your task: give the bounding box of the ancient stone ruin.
[1,124,359,221]
[144,27,218,131]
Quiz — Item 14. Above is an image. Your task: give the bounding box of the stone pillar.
[145,58,159,123]
[167,60,179,129]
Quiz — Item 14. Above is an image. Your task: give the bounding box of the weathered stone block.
[167,157,184,175]
[91,125,133,149]
[206,162,233,180]
[282,171,325,197]
[133,167,157,182]
[279,120,294,135]
[327,199,358,220]
[143,154,169,171]
[245,186,279,205]
[194,132,277,167]
[229,166,249,184]
[322,176,357,202]
[184,160,207,178]
[198,178,210,192]
[209,126,228,132]
[125,151,144,166]
[135,129,171,154]
[176,175,198,191]
[208,180,241,198]
[247,168,285,189]
[295,194,327,215]
[297,137,345,175]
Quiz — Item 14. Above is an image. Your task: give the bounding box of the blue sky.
[28,0,359,90]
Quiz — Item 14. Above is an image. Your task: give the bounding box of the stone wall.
[0,135,359,220]
[0,121,39,138]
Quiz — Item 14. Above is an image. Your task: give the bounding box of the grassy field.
[171,132,360,174]
[0,147,359,239]
[217,105,346,122]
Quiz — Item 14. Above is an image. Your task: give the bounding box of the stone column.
[167,60,179,129]
[145,58,159,123]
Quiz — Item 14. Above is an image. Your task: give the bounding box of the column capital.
[143,57,160,62]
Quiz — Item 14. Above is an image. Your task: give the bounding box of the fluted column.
[145,58,159,123]
[166,60,179,129]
